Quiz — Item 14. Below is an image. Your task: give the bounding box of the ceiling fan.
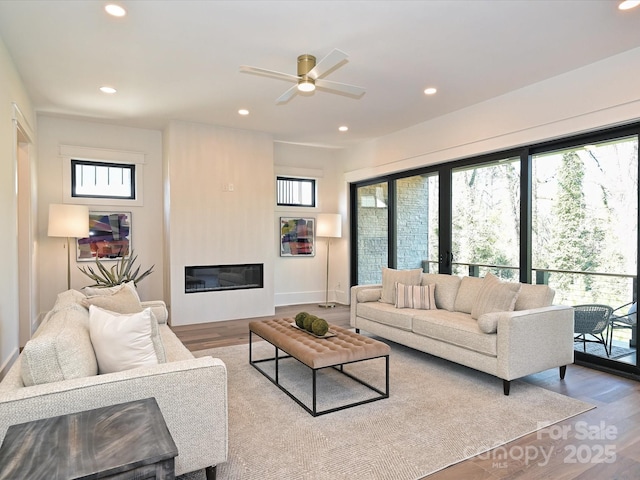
[240,49,366,104]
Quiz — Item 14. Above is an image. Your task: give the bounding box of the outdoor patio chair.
[608,301,637,353]
[573,304,613,357]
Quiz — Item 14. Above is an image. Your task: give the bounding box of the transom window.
[71,160,136,199]
[276,176,316,207]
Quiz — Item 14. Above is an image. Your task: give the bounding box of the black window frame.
[71,159,136,200]
[276,176,316,207]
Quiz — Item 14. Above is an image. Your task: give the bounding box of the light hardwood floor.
[171,304,640,479]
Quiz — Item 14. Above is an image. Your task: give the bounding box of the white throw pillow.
[89,306,165,374]
[379,267,422,305]
[395,283,437,310]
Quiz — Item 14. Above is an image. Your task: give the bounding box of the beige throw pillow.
[395,283,437,310]
[82,283,143,314]
[379,268,422,305]
[470,273,521,320]
[89,306,166,374]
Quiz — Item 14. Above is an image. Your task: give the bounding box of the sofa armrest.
[350,284,382,328]
[141,300,169,324]
[496,305,574,380]
[0,356,227,476]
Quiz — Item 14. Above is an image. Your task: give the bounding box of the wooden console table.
[0,397,178,479]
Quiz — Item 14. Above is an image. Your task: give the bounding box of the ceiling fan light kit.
[240,49,365,103]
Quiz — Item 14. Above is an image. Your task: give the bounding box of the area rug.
[193,339,593,480]
[574,341,636,359]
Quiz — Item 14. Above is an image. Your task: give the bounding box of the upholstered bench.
[249,318,390,416]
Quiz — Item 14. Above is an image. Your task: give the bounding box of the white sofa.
[0,288,227,479]
[351,269,575,395]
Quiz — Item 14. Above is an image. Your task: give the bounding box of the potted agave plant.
[78,249,154,287]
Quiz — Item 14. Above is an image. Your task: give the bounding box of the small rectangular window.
[71,160,136,200]
[277,176,316,207]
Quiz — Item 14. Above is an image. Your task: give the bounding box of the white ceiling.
[0,1,638,149]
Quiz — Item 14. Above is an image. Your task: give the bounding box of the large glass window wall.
[351,123,639,375]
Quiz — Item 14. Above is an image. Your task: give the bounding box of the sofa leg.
[355,328,360,333]
[205,465,217,480]
[503,380,511,396]
[559,365,567,379]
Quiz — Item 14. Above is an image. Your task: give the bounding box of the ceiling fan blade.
[239,65,298,83]
[276,85,299,104]
[315,78,366,97]
[307,48,348,80]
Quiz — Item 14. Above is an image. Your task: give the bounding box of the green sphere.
[312,318,329,336]
[294,312,308,329]
[303,314,318,332]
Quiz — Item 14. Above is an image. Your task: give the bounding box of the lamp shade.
[48,204,89,238]
[317,213,342,238]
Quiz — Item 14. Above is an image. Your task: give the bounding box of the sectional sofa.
[0,285,227,479]
[351,269,575,394]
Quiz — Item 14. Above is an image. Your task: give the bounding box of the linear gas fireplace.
[185,264,264,293]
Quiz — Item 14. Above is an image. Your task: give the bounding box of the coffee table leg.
[312,369,317,416]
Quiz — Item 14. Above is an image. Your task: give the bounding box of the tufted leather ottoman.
[249,318,390,416]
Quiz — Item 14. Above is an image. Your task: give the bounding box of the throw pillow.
[89,306,166,374]
[82,283,143,314]
[395,283,437,310]
[379,267,422,305]
[471,273,521,320]
[82,281,141,301]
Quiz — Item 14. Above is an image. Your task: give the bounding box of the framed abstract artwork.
[280,217,315,256]
[77,211,132,261]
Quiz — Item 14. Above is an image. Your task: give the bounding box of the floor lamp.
[48,204,89,290]
[317,213,342,308]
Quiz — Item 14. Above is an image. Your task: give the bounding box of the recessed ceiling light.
[99,86,117,94]
[105,4,127,17]
[424,87,437,95]
[338,126,349,132]
[619,0,640,10]
[238,109,249,116]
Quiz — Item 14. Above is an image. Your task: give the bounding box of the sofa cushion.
[357,301,414,331]
[89,306,166,374]
[412,310,497,356]
[395,283,436,310]
[21,304,98,386]
[515,283,555,310]
[471,273,521,320]
[82,283,143,314]
[379,268,422,305]
[453,276,485,314]
[421,273,462,311]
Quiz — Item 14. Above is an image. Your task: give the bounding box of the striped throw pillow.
[395,283,437,310]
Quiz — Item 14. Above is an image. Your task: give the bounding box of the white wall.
[273,142,349,306]
[37,116,164,311]
[342,47,640,181]
[0,37,36,377]
[164,121,275,325]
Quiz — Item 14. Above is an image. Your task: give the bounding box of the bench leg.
[559,365,567,379]
[205,465,217,480]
